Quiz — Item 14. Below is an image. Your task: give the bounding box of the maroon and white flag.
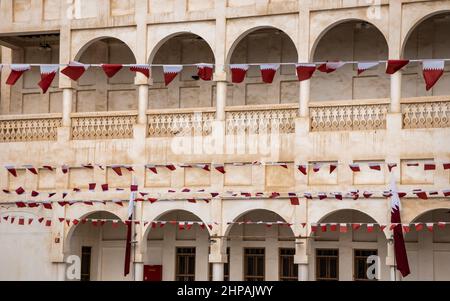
[390,177,410,278]
[357,61,379,75]
[260,64,279,83]
[163,65,182,86]
[61,61,89,81]
[386,59,409,74]
[5,165,17,177]
[38,65,59,93]
[130,64,150,78]
[422,60,444,91]
[124,180,136,277]
[318,61,346,73]
[101,64,123,78]
[230,64,249,83]
[196,63,214,81]
[295,63,316,81]
[6,64,31,85]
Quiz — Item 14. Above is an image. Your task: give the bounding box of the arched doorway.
[312,209,388,281]
[311,20,389,101]
[67,210,128,281]
[74,37,137,112]
[224,209,296,281]
[145,209,211,281]
[404,208,450,280]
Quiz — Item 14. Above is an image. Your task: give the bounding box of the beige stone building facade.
[0,0,449,281]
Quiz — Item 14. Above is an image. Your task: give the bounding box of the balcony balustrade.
[401,96,450,129]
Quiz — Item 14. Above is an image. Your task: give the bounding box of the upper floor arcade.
[0,0,448,144]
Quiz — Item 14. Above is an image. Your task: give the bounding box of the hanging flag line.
[0,58,448,90]
[0,214,448,233]
[1,187,449,209]
[4,160,450,177]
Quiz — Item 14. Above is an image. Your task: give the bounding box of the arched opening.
[149,33,215,109]
[75,37,137,112]
[67,211,128,281]
[145,209,210,281]
[313,209,388,281]
[404,208,450,280]
[227,27,299,106]
[402,12,450,97]
[224,209,296,281]
[311,20,389,102]
[0,32,60,115]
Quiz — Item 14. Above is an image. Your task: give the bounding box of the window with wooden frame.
[175,247,196,281]
[354,249,378,281]
[209,247,230,281]
[279,248,298,281]
[244,248,265,281]
[316,249,339,281]
[80,246,92,281]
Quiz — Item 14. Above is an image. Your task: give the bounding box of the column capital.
[213,71,227,82]
[208,236,228,263]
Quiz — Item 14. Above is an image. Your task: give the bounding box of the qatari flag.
[295,63,316,81]
[124,178,136,277]
[422,60,444,91]
[130,64,150,78]
[196,63,214,81]
[230,64,249,83]
[260,64,279,83]
[38,65,59,93]
[6,64,31,85]
[61,61,89,81]
[163,65,182,86]
[390,177,410,278]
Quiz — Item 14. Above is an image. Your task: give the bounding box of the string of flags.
[0,58,448,92]
[0,214,448,234]
[1,186,449,209]
[4,160,450,177]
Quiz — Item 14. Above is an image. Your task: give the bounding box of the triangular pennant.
[295,63,316,81]
[230,64,249,83]
[196,63,214,81]
[38,65,59,93]
[422,60,444,91]
[318,61,345,73]
[101,64,123,78]
[357,61,379,75]
[260,64,279,83]
[130,64,150,78]
[163,65,182,86]
[61,61,89,81]
[386,59,409,74]
[6,64,31,85]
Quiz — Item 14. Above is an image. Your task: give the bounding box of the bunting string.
[1,58,449,91]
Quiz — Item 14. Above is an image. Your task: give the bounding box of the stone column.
[386,238,399,281]
[56,262,66,281]
[137,83,149,125]
[215,72,227,122]
[62,88,73,127]
[134,262,144,281]
[209,237,227,281]
[299,80,310,117]
[390,72,402,113]
[294,237,310,281]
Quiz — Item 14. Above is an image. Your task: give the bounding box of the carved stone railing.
[147,108,215,137]
[309,99,390,131]
[401,96,450,129]
[0,114,62,142]
[71,111,137,140]
[225,104,298,135]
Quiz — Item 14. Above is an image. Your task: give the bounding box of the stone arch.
[401,10,450,56]
[225,25,298,65]
[224,208,296,239]
[310,18,388,60]
[73,36,137,62]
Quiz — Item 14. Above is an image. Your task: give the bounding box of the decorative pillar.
[212,263,225,281]
[209,236,227,281]
[299,80,310,117]
[386,238,399,281]
[134,262,144,281]
[137,84,149,125]
[62,88,73,127]
[56,262,66,281]
[294,237,310,281]
[215,71,227,121]
[390,72,402,113]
